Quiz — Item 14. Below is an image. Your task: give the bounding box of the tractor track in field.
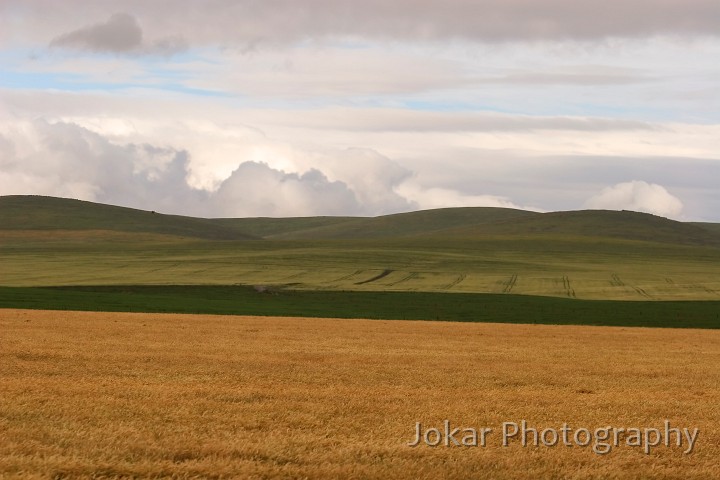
[633,286,652,298]
[611,273,651,298]
[503,274,518,293]
[443,274,467,290]
[355,269,394,285]
[386,272,419,287]
[562,275,576,298]
[690,284,718,295]
[665,279,718,296]
[331,270,364,282]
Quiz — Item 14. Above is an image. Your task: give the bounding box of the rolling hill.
[0,195,257,241]
[2,195,720,301]
[4,195,719,246]
[245,207,539,240]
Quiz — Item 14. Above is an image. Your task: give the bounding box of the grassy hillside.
[440,210,720,246]
[693,222,720,234]
[255,207,539,239]
[0,195,257,241]
[3,195,719,245]
[212,216,358,238]
[2,195,720,301]
[218,206,720,246]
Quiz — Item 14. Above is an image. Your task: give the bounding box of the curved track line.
[355,269,394,285]
[443,273,467,290]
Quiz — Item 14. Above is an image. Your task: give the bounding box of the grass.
[1,285,719,329]
[3,196,720,478]
[2,309,719,479]
[5,195,719,244]
[3,195,720,301]
[2,233,720,300]
[0,195,256,240]
[3,195,720,300]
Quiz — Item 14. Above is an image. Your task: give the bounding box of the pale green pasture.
[2,234,719,300]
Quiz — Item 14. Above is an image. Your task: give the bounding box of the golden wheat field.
[1,309,719,479]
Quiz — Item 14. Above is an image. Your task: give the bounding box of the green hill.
[246,207,540,240]
[2,195,720,301]
[692,222,720,235]
[437,210,720,246]
[226,206,720,246]
[212,216,358,238]
[0,195,257,241]
[2,195,719,246]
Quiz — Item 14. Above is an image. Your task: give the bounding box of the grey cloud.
[50,13,143,53]
[49,12,187,55]
[2,119,718,221]
[0,120,411,217]
[21,120,206,213]
[20,0,720,47]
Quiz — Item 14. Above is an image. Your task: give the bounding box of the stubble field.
[2,309,719,479]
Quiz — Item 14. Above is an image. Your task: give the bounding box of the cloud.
[396,183,540,212]
[0,118,549,218]
[49,12,186,55]
[0,119,205,213]
[584,180,684,218]
[0,119,413,217]
[211,162,360,217]
[8,0,720,49]
[302,148,415,214]
[266,109,658,133]
[50,13,143,53]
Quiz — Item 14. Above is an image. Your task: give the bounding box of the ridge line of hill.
[1,195,719,246]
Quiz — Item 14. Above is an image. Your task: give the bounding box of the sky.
[1,1,719,221]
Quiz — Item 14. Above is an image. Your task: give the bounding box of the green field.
[2,195,720,326]
[3,235,720,300]
[1,285,719,329]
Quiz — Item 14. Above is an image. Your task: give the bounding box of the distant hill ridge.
[1,195,719,246]
[0,195,257,241]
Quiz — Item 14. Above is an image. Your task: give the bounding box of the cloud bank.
[0,118,705,220]
[0,120,417,217]
[5,0,719,49]
[584,181,684,219]
[1,2,718,221]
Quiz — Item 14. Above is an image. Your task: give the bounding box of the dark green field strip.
[1,286,719,329]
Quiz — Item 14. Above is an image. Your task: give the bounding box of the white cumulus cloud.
[584,180,684,219]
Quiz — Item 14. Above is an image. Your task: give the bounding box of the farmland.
[2,197,720,479]
[1,285,719,329]
[2,309,719,479]
[2,196,720,304]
